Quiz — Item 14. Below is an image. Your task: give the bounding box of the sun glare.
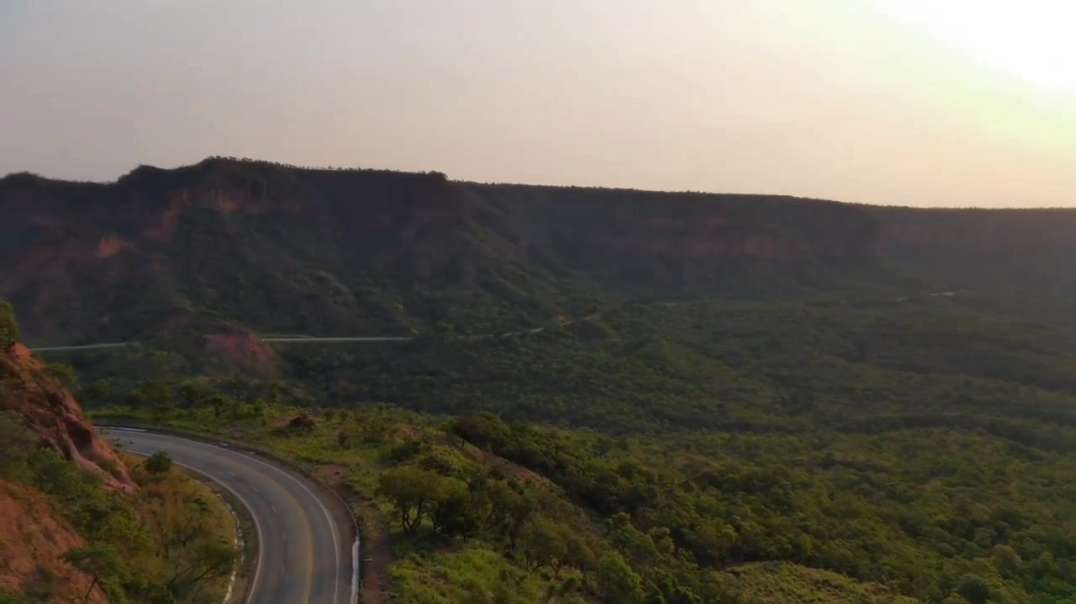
[873,0,1076,93]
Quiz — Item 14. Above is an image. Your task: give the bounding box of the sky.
[2,1,1075,207]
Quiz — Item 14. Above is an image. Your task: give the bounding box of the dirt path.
[355,497,392,604]
[314,465,392,604]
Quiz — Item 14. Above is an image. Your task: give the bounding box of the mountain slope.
[0,304,134,491]
[0,305,238,603]
[0,480,107,603]
[5,158,1076,344]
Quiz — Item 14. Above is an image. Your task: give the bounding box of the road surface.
[28,342,134,352]
[103,428,357,604]
[26,319,584,352]
[28,337,413,352]
[261,336,412,343]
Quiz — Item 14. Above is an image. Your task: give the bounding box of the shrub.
[145,451,173,475]
[0,301,19,348]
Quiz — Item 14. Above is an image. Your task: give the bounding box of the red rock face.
[5,159,1076,345]
[95,236,127,259]
[0,480,109,603]
[1,343,136,493]
[204,332,278,377]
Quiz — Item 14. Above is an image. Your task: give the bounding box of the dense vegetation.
[92,402,917,603]
[87,294,1076,604]
[61,288,1076,602]
[1,303,236,603]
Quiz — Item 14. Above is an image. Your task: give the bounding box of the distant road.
[29,332,529,351]
[28,315,594,352]
[103,428,357,604]
[28,342,134,352]
[261,336,413,343]
[28,337,413,352]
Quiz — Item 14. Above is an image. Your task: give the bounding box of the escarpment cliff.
[4,157,1076,342]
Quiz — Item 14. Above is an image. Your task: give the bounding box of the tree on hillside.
[476,478,537,546]
[166,540,236,600]
[0,413,35,479]
[517,515,594,577]
[451,413,511,450]
[430,477,478,537]
[379,466,442,533]
[0,301,19,348]
[65,546,126,603]
[955,575,990,604]
[595,551,644,603]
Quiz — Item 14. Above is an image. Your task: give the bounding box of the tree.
[991,544,1022,575]
[0,413,35,479]
[166,540,236,599]
[44,363,79,391]
[207,395,227,419]
[955,574,990,604]
[518,516,568,573]
[0,301,19,348]
[451,413,511,450]
[562,528,597,575]
[595,552,644,603]
[430,477,478,537]
[337,429,352,449]
[518,515,593,577]
[378,466,442,533]
[478,479,537,546]
[609,512,659,565]
[65,545,125,603]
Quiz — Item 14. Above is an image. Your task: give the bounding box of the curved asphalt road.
[103,428,356,604]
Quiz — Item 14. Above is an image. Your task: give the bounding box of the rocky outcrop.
[0,480,108,603]
[0,342,136,493]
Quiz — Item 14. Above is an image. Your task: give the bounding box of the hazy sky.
[3,1,1075,207]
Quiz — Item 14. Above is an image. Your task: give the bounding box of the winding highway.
[103,428,357,604]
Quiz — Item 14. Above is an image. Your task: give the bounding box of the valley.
[4,160,1076,602]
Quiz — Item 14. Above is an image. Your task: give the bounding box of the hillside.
[0,305,236,603]
[4,158,1076,344]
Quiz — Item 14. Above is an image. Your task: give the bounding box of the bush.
[145,451,173,475]
[0,591,27,604]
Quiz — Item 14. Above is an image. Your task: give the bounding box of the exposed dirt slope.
[204,331,279,376]
[0,342,135,492]
[0,480,107,603]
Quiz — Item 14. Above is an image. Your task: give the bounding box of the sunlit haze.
[3,1,1075,207]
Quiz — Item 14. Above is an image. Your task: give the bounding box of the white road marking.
[233,452,344,604]
[351,539,359,604]
[116,432,349,604]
